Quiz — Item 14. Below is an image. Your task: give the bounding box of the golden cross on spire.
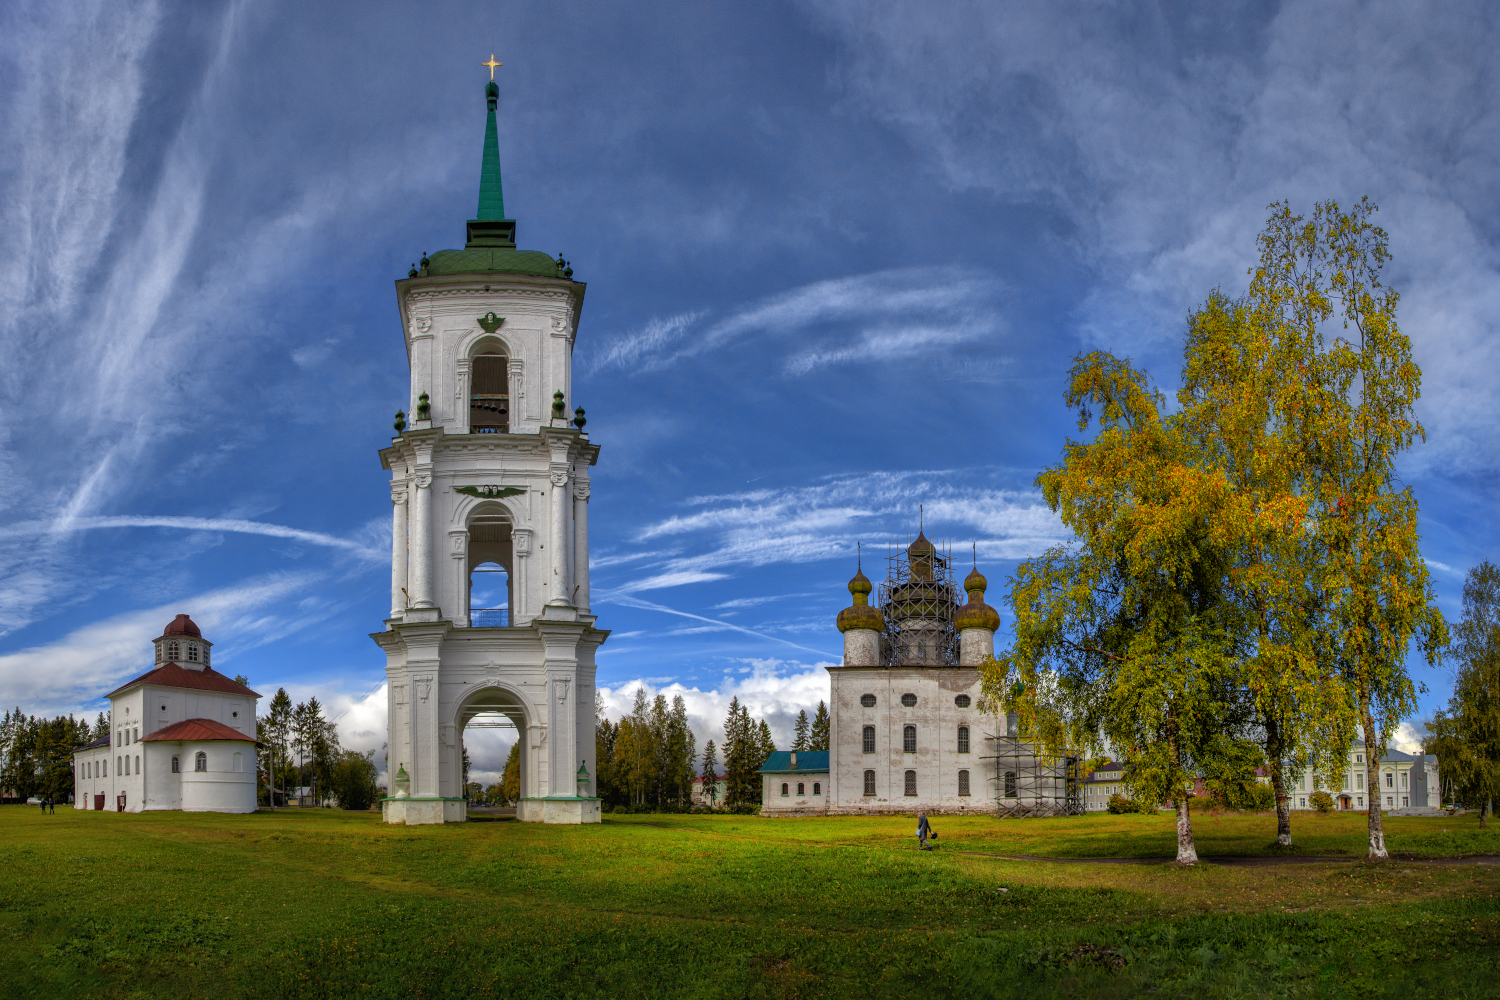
[483,54,502,81]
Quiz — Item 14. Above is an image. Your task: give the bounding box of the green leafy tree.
[595,692,622,807]
[501,741,521,803]
[809,701,830,752]
[1264,200,1447,859]
[330,749,379,810]
[985,352,1260,864]
[1426,560,1500,824]
[792,710,810,752]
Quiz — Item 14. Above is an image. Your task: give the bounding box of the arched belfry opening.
[467,502,512,626]
[454,683,528,804]
[469,339,509,434]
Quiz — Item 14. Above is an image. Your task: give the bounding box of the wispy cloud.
[601,593,838,659]
[613,569,730,593]
[588,267,1007,376]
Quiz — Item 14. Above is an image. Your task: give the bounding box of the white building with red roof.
[72,614,261,813]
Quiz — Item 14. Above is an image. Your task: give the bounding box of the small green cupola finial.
[466,68,517,250]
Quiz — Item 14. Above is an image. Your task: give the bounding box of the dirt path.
[963,851,1500,867]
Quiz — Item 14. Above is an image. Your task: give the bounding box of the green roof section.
[477,81,505,220]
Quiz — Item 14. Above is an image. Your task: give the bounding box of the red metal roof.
[106,663,260,699]
[141,717,256,743]
[160,614,202,637]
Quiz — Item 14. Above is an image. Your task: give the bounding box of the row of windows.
[155,640,207,664]
[860,770,973,796]
[1298,769,1412,793]
[859,693,973,709]
[117,728,139,747]
[780,781,822,797]
[862,725,971,754]
[85,751,243,780]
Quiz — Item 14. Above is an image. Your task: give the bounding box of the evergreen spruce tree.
[700,739,719,807]
[810,701,830,752]
[792,710,810,751]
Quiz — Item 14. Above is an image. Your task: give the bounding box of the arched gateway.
[373,74,607,825]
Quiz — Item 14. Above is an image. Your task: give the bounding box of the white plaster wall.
[828,666,993,814]
[179,741,257,813]
[762,773,830,813]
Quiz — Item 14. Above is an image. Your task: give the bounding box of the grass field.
[2,807,1497,999]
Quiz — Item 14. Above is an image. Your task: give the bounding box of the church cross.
[483,54,502,81]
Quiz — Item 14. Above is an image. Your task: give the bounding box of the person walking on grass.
[917,811,935,850]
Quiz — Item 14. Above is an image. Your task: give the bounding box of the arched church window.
[863,770,876,795]
[904,770,917,796]
[796,782,804,796]
[470,352,509,433]
[1004,771,1017,798]
[195,752,207,772]
[862,726,875,753]
[958,770,971,796]
[117,756,122,775]
[813,782,821,796]
[186,643,198,662]
[860,694,876,708]
[903,726,916,753]
[134,755,139,774]
[957,726,970,754]
[780,783,789,797]
[469,561,510,627]
[171,756,180,773]
[166,640,179,661]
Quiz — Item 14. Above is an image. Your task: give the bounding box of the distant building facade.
[759,752,830,814]
[1283,742,1440,814]
[73,615,260,814]
[816,532,1081,817]
[691,772,728,807]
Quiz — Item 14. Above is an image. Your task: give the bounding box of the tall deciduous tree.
[1260,200,1445,859]
[1426,560,1500,825]
[986,352,1260,864]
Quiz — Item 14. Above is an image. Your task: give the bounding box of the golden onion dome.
[953,565,1000,632]
[836,568,885,633]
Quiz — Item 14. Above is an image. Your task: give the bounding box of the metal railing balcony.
[469,609,510,627]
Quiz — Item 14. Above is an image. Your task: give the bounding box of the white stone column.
[512,527,532,622]
[410,473,434,608]
[573,479,590,612]
[454,358,472,431]
[449,530,469,626]
[547,469,570,605]
[390,481,409,618]
[508,358,524,429]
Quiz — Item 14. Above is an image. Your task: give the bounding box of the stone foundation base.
[381,797,467,825]
[517,796,602,824]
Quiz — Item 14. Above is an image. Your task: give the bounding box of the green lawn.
[2,807,1496,999]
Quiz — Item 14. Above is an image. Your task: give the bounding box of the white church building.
[73,615,260,813]
[375,73,607,825]
[789,534,1083,817]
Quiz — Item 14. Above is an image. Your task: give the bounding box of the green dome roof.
[424,248,568,278]
[837,566,885,633]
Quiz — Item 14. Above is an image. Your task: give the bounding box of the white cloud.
[0,572,323,714]
[614,569,730,593]
[1390,721,1426,756]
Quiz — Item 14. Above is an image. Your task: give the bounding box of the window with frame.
[134,755,139,774]
[903,770,917,796]
[780,782,789,796]
[195,751,207,772]
[954,694,971,708]
[171,756,180,773]
[900,692,917,708]
[202,645,210,666]
[1385,772,1393,788]
[1357,774,1364,789]
[813,782,821,796]
[862,726,875,753]
[1004,771,1017,798]
[860,694,876,708]
[903,725,916,753]
[797,782,804,796]
[117,756,122,775]
[186,643,198,662]
[166,640,179,661]
[957,726,970,754]
[863,770,876,795]
[1400,772,1408,790]
[958,770,970,796]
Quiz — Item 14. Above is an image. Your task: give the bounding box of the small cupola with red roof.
[152,614,213,670]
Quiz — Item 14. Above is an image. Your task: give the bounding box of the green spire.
[477,81,505,220]
[465,80,517,249]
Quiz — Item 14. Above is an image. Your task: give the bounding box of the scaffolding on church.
[877,535,960,667]
[981,726,1085,818]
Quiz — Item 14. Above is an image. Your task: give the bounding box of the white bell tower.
[374,72,607,825]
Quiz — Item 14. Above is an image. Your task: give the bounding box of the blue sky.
[3,1,1498,784]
